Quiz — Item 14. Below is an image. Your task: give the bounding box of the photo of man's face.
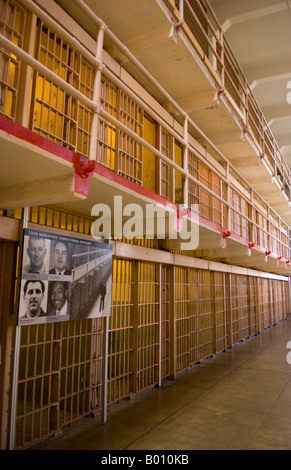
[23,281,44,317]
[27,237,47,272]
[50,281,68,312]
[53,242,68,272]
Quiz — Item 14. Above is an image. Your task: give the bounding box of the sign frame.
[18,228,112,326]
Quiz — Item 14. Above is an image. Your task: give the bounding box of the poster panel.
[18,228,112,325]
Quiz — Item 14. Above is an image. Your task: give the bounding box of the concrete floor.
[31,317,291,451]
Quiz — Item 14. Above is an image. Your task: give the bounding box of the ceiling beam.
[221,2,290,32]
[268,115,291,128]
[274,134,291,148]
[250,72,291,91]
[264,105,291,122]
[245,60,291,85]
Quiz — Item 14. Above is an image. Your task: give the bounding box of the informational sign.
[18,228,112,325]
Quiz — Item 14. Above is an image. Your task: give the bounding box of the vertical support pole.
[250,188,255,245]
[157,125,162,196]
[269,279,274,326]
[131,261,139,394]
[102,239,113,424]
[279,280,282,320]
[9,207,28,450]
[247,275,252,337]
[169,136,175,203]
[287,277,291,316]
[226,162,231,232]
[225,272,233,349]
[50,323,62,432]
[281,280,284,321]
[255,276,261,334]
[208,24,218,71]
[157,264,162,387]
[220,30,225,92]
[183,116,189,210]
[17,12,37,127]
[212,271,217,356]
[267,207,271,254]
[223,273,228,351]
[280,280,284,322]
[179,0,184,24]
[244,78,249,129]
[89,24,105,162]
[169,265,176,379]
[276,281,285,323]
[114,88,121,175]
[102,315,109,423]
[286,279,289,318]
[288,277,291,316]
[91,23,109,420]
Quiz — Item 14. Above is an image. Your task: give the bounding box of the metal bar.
[18,0,97,67]
[89,24,105,162]
[0,34,97,112]
[99,106,187,176]
[9,206,28,450]
[157,264,162,387]
[102,315,109,424]
[183,116,189,208]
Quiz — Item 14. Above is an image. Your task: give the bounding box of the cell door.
[0,241,18,449]
[160,265,170,383]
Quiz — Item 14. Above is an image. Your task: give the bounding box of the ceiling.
[209,0,291,169]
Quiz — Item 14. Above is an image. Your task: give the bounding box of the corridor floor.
[31,317,291,451]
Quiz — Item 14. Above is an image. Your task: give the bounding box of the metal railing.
[169,0,291,196]
[0,0,290,261]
